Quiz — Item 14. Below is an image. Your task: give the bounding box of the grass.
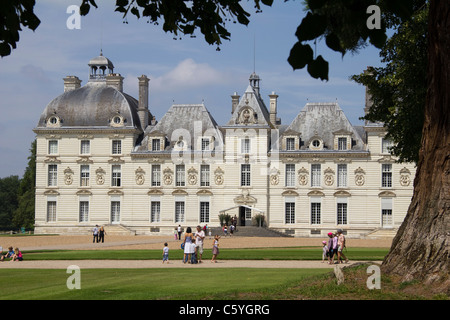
[20,247,389,261]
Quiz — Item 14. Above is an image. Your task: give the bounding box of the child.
[190,238,197,264]
[12,248,23,261]
[1,246,14,262]
[321,241,328,263]
[162,243,169,264]
[211,235,220,263]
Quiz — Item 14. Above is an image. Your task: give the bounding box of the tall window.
[311,164,321,187]
[382,138,393,154]
[337,164,347,187]
[311,202,321,224]
[111,201,120,223]
[382,164,392,188]
[151,165,161,186]
[200,165,210,187]
[241,138,251,154]
[285,202,295,224]
[151,201,161,222]
[241,164,251,186]
[175,201,185,222]
[381,198,393,226]
[48,165,58,186]
[285,164,295,187]
[151,139,160,151]
[338,137,347,150]
[112,165,121,187]
[47,201,57,222]
[286,138,295,151]
[79,201,89,222]
[176,165,185,186]
[48,140,58,154]
[80,140,90,154]
[337,202,348,225]
[200,202,210,223]
[80,165,90,187]
[112,140,122,154]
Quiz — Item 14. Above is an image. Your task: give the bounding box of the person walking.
[183,227,193,264]
[162,242,169,264]
[98,226,106,243]
[92,225,99,243]
[195,225,205,263]
[177,225,182,240]
[211,235,220,263]
[322,240,329,263]
[327,232,338,264]
[336,229,349,263]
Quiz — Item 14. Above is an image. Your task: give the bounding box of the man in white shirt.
[195,225,205,263]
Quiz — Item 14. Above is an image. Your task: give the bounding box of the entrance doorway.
[239,206,251,226]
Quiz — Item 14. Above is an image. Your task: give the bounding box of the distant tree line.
[0,140,35,231]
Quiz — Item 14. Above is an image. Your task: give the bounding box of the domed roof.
[36,82,141,130]
[88,51,114,69]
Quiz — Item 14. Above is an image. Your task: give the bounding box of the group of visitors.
[322,229,349,264]
[0,246,23,262]
[163,225,221,264]
[92,225,106,243]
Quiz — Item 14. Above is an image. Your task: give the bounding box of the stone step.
[208,226,293,238]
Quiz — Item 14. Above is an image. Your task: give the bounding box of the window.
[80,165,90,187]
[200,202,210,223]
[382,164,392,188]
[200,165,210,187]
[48,165,58,187]
[175,201,185,222]
[337,164,347,187]
[311,164,321,187]
[111,201,120,223]
[151,201,161,222]
[338,137,347,150]
[285,202,295,224]
[311,202,321,224]
[337,203,348,225]
[201,138,210,151]
[176,165,185,186]
[151,165,161,186]
[381,198,393,226]
[80,140,90,154]
[286,138,295,151]
[112,165,121,187]
[285,164,295,187]
[47,201,57,222]
[112,140,122,154]
[79,201,89,222]
[241,164,251,186]
[241,138,251,154]
[48,140,58,154]
[382,138,393,154]
[151,139,160,151]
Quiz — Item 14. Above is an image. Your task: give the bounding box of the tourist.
[190,238,197,264]
[195,225,205,263]
[92,225,99,243]
[177,225,182,240]
[223,225,228,237]
[327,232,338,264]
[211,235,221,263]
[11,248,23,261]
[183,227,194,264]
[98,226,106,243]
[162,242,169,264]
[1,246,14,261]
[322,240,328,263]
[337,229,349,263]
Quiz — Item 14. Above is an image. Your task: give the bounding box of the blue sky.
[0,0,384,178]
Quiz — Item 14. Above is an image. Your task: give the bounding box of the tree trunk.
[381,0,449,291]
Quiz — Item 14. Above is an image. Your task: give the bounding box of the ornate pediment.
[236,106,258,125]
[378,191,396,197]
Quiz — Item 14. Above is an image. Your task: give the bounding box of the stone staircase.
[364,227,398,239]
[208,226,293,238]
[103,224,136,236]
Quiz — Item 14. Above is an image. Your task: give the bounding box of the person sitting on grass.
[11,248,23,261]
[1,246,14,261]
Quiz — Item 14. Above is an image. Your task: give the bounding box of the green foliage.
[351,5,428,164]
[0,0,40,57]
[0,175,20,230]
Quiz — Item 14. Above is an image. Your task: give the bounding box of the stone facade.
[33,54,415,237]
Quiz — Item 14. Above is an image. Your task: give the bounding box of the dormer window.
[110,115,124,127]
[151,138,161,151]
[309,138,323,150]
[47,116,61,127]
[286,138,295,151]
[338,137,347,150]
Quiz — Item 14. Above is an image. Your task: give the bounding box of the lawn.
[0,268,329,300]
[20,247,389,261]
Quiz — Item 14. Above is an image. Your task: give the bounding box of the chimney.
[231,92,240,114]
[138,75,150,130]
[269,91,279,125]
[63,76,81,92]
[106,73,124,92]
